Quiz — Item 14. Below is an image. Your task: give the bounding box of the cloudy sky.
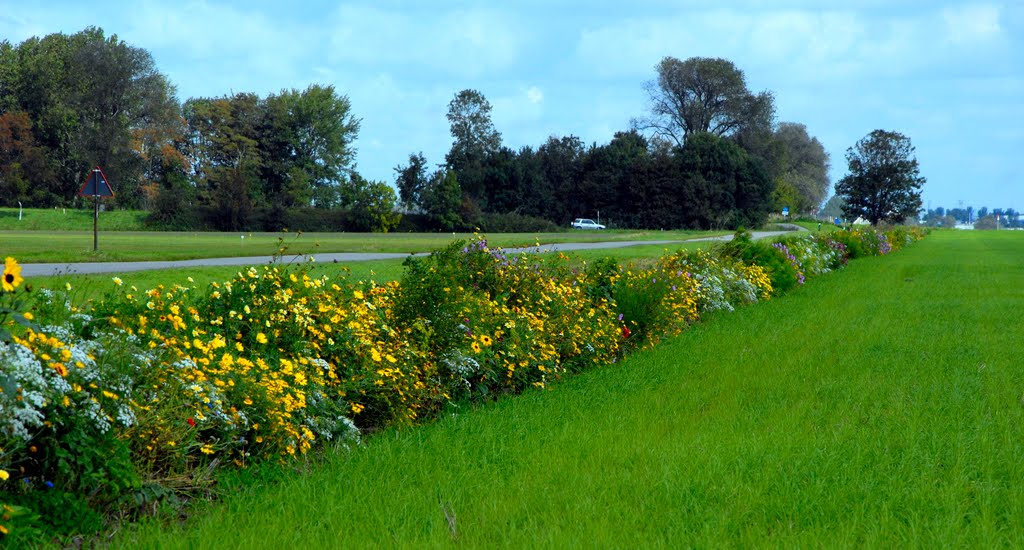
[3,0,1021,211]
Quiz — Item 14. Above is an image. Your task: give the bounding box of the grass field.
[0,207,149,231]
[3,228,726,264]
[31,241,710,302]
[110,230,1024,547]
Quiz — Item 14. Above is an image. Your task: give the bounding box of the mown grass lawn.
[113,230,1024,548]
[31,242,710,302]
[4,228,725,264]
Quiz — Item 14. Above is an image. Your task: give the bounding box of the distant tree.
[974,215,997,230]
[445,89,501,203]
[676,132,773,229]
[537,135,586,222]
[820,194,846,220]
[836,130,925,225]
[0,111,55,205]
[977,206,988,219]
[341,173,401,232]
[394,152,430,211]
[773,122,830,213]
[0,27,180,207]
[422,169,463,230]
[633,56,775,147]
[580,130,650,227]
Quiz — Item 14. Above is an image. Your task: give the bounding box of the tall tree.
[676,132,773,229]
[422,169,463,231]
[394,151,429,211]
[633,56,774,147]
[0,111,56,205]
[445,89,501,204]
[0,27,180,207]
[836,130,925,225]
[773,122,830,213]
[341,172,401,232]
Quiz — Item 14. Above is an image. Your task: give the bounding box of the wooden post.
[93,194,99,251]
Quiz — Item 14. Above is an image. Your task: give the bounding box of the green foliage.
[837,130,925,225]
[0,27,180,208]
[719,229,799,292]
[634,56,775,146]
[446,89,502,203]
[341,173,402,232]
[422,170,463,231]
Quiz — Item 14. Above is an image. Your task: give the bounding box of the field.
[31,241,709,302]
[2,227,726,264]
[107,230,1024,547]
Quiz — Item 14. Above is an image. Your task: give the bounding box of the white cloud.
[526,86,544,104]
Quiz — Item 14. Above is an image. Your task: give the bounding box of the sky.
[2,0,1021,211]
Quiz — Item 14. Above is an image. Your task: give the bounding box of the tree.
[675,132,773,229]
[422,169,463,231]
[633,56,775,147]
[0,27,180,207]
[836,130,925,225]
[0,111,55,205]
[341,173,401,232]
[394,152,429,211]
[974,215,997,230]
[445,89,501,203]
[773,122,830,213]
[820,194,846,220]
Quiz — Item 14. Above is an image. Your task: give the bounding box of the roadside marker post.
[77,167,115,251]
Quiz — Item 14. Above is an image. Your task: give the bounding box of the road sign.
[78,167,115,197]
[782,206,789,217]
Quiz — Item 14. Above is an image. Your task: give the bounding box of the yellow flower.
[480,335,492,347]
[2,257,23,292]
[112,277,123,286]
[0,469,9,480]
[371,348,382,362]
[353,290,364,300]
[256,333,268,344]
[471,342,482,353]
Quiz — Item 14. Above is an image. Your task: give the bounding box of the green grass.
[4,229,726,263]
[30,241,711,303]
[110,230,1024,547]
[0,207,149,231]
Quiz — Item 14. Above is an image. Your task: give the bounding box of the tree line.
[5,27,913,231]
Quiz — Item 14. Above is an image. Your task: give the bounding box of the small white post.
[18,201,22,220]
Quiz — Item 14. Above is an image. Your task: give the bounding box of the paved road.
[20,227,805,277]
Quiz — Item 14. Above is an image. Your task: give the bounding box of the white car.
[571,218,605,230]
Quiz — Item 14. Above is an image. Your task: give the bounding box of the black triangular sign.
[78,167,115,197]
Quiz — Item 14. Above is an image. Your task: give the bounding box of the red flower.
[187,418,196,427]
[622,326,632,339]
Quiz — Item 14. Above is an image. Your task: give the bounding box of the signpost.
[77,167,114,251]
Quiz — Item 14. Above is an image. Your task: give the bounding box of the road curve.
[20,227,805,277]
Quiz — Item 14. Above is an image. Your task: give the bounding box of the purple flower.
[618,313,624,321]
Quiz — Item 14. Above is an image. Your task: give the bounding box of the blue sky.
[3,1,1021,211]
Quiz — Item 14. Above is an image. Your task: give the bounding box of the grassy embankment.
[113,230,1024,547]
